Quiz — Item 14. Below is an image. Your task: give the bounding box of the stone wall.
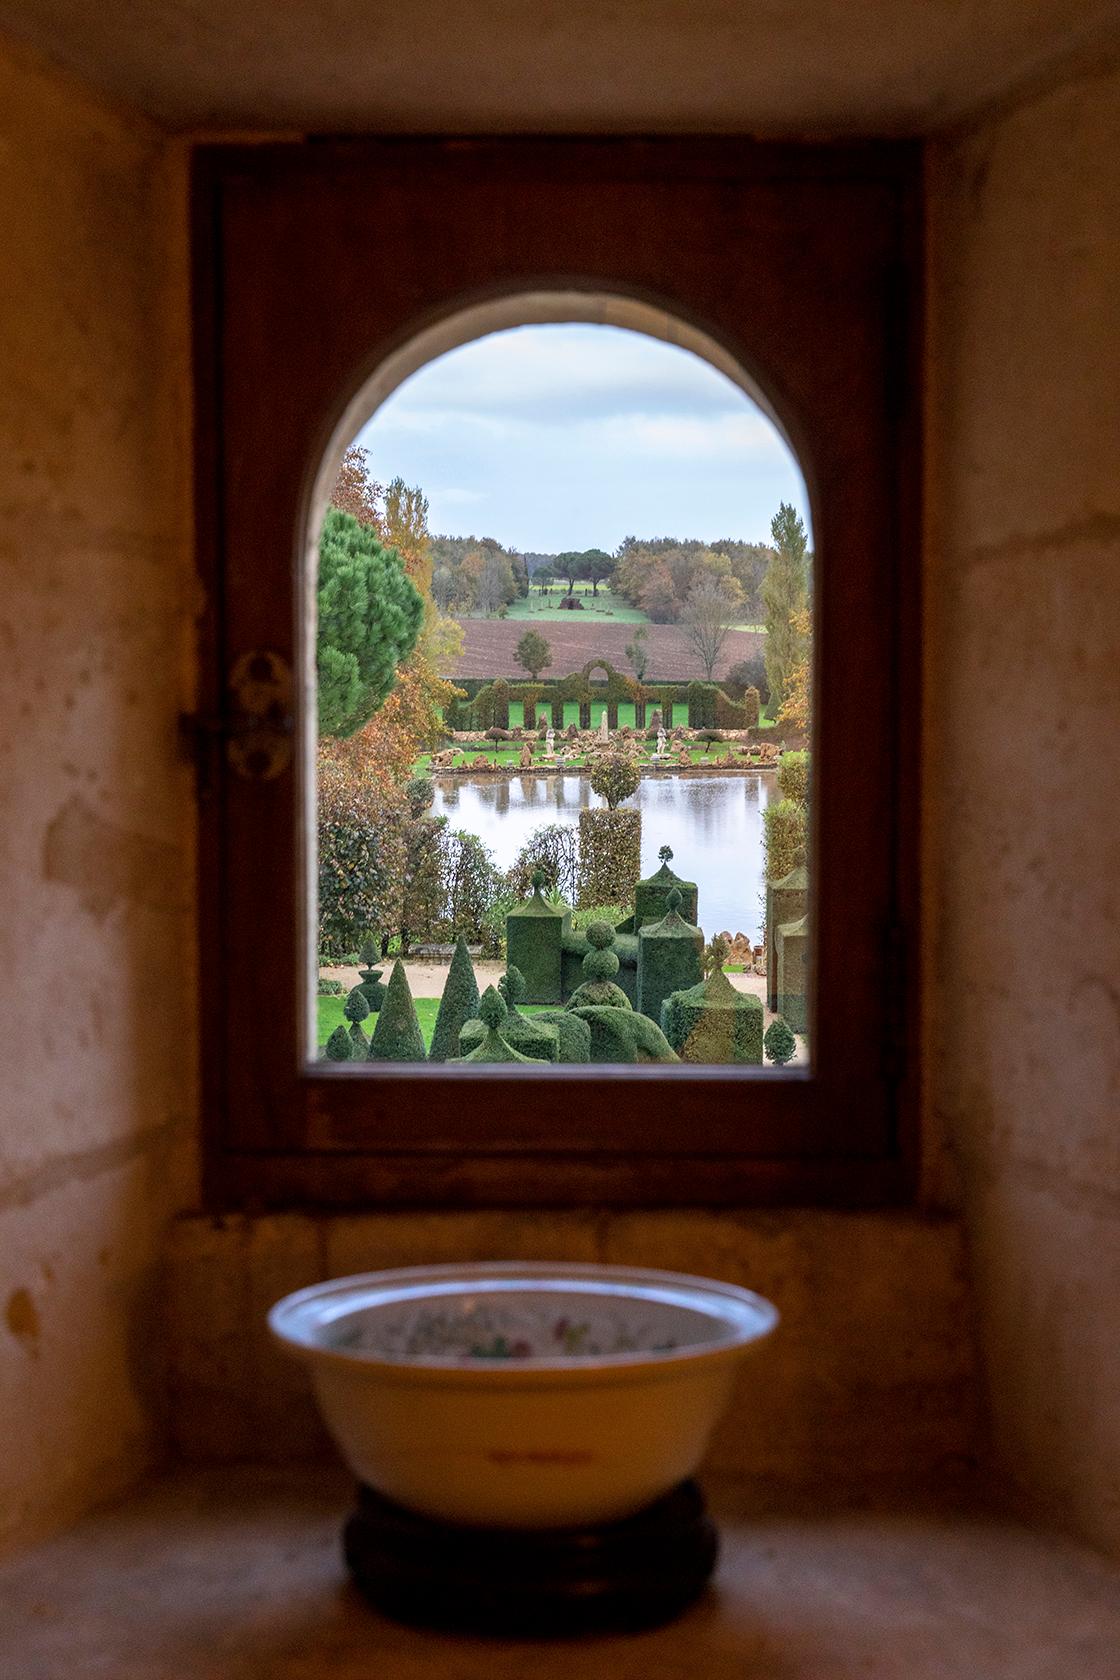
[166,1209,979,1504]
[926,64,1120,1552]
[0,40,195,1551]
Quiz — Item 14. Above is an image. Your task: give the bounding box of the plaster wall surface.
[0,39,195,1551]
[927,64,1120,1552]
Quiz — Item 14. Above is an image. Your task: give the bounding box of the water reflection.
[429,772,774,939]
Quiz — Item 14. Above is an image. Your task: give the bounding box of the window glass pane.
[309,318,812,1072]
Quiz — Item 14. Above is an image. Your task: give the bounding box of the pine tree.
[317,508,424,738]
[428,936,480,1062]
[762,503,808,713]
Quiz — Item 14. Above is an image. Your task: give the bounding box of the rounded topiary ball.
[584,945,620,981]
[585,921,615,950]
[764,1016,797,1066]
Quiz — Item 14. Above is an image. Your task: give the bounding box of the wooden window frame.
[192,138,922,1211]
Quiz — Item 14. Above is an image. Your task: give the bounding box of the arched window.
[193,139,920,1207]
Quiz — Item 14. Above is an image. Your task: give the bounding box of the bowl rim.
[268,1261,779,1385]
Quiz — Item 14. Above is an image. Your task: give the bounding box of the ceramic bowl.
[269,1261,778,1529]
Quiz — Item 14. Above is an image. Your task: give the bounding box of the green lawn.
[498,588,649,623]
[316,991,551,1050]
[415,741,768,773]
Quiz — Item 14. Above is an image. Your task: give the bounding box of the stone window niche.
[192,138,921,1208]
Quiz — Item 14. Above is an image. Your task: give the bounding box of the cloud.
[377,323,747,426]
[354,322,808,552]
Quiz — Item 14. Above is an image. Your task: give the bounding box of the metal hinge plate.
[182,649,294,781]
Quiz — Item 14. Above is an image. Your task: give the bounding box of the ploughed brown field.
[445,620,765,681]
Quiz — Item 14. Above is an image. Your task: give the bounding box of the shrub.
[506,822,580,903]
[317,756,407,960]
[439,828,502,944]
[764,1015,797,1065]
[778,749,811,807]
[726,654,770,707]
[762,798,807,884]
[588,748,640,810]
[578,808,641,908]
[317,976,345,996]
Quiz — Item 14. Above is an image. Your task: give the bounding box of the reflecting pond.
[430,772,777,940]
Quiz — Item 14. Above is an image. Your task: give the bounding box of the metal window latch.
[181,650,294,782]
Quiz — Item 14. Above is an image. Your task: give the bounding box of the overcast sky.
[354,324,808,554]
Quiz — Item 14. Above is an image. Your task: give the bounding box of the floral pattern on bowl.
[326,1286,718,1363]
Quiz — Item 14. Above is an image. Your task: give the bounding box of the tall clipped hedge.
[778,749,810,806]
[686,682,717,728]
[714,685,760,729]
[491,678,511,729]
[578,808,641,907]
[762,798,807,884]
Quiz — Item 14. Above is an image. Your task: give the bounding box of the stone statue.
[519,741,532,769]
[598,712,610,743]
[545,726,555,757]
[657,726,667,757]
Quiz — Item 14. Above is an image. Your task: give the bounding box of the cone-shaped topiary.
[428,935,481,1062]
[457,985,547,1064]
[763,1015,797,1065]
[366,959,427,1062]
[324,1024,352,1061]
